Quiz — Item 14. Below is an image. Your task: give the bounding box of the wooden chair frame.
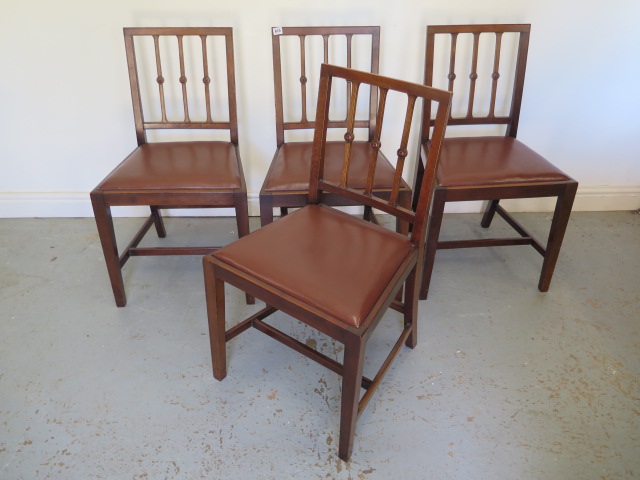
[415,24,578,300]
[91,27,250,307]
[204,64,451,460]
[259,26,411,227]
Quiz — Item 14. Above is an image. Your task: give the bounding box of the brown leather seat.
[98,142,242,191]
[263,141,400,192]
[214,204,413,327]
[437,137,571,187]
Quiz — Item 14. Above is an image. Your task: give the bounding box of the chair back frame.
[124,27,239,146]
[271,26,381,145]
[309,64,451,247]
[421,24,531,142]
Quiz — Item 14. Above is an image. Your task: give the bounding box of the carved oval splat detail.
[396,148,408,158]
[469,73,478,80]
[300,75,308,85]
[179,76,187,84]
[203,76,211,85]
[371,140,381,150]
[344,132,355,143]
[157,76,164,84]
[491,72,500,80]
[447,73,456,81]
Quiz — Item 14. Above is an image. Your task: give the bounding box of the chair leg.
[150,206,166,237]
[234,192,255,305]
[411,154,425,212]
[420,189,446,300]
[393,190,413,301]
[339,335,366,462]
[480,199,500,228]
[404,267,419,348]
[90,191,126,307]
[538,183,578,292]
[203,256,228,381]
[259,194,274,227]
[363,205,373,222]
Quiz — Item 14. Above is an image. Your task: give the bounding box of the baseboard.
[1,186,638,218]
[0,192,247,218]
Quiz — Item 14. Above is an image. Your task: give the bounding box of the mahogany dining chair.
[260,26,411,229]
[91,27,251,306]
[203,63,451,460]
[415,24,577,300]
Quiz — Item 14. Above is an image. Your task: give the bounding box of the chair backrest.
[123,27,239,145]
[421,24,531,142]
[271,26,381,145]
[309,64,451,246]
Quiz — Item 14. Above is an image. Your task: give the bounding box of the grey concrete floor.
[1,211,639,479]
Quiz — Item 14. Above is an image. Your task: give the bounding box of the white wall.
[1,0,639,217]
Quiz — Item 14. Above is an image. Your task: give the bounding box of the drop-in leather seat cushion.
[213,204,414,328]
[97,142,242,191]
[434,137,571,188]
[263,141,404,192]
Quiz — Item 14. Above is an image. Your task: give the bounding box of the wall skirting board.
[0,186,638,218]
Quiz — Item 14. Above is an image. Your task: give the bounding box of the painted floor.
[1,211,639,479]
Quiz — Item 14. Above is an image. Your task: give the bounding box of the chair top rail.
[427,24,531,35]
[124,27,233,36]
[273,25,380,36]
